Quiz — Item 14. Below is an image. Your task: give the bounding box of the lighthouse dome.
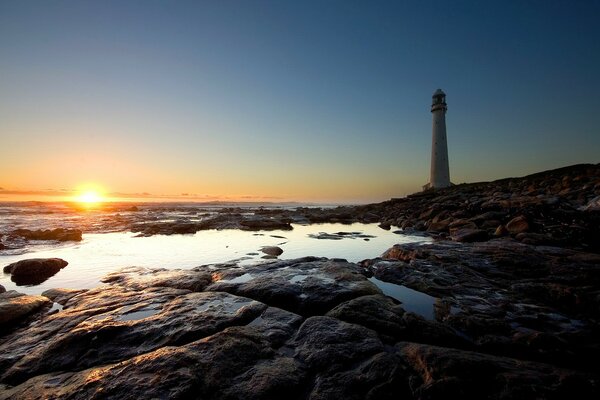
[433,89,445,97]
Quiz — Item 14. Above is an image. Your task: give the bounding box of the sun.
[73,185,106,206]
[77,190,103,204]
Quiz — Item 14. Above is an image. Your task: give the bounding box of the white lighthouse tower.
[424,89,451,190]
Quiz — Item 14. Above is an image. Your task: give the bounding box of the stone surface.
[0,291,51,326]
[0,256,597,399]
[451,228,488,242]
[0,284,5,294]
[12,228,82,242]
[40,288,87,305]
[260,246,283,256]
[371,240,600,370]
[205,257,382,316]
[505,215,529,234]
[3,258,68,285]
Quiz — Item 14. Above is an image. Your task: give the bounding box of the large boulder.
[3,258,68,285]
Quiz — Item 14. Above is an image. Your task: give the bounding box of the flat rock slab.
[0,286,286,386]
[205,257,382,316]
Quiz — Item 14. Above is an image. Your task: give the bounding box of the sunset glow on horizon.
[1,2,599,204]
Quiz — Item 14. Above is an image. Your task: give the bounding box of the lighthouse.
[425,89,451,190]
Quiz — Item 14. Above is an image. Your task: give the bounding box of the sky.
[1,1,599,203]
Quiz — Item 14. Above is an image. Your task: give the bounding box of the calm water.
[1,222,430,295]
[0,202,438,319]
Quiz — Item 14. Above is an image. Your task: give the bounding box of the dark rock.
[0,291,51,325]
[0,254,598,399]
[12,228,82,242]
[102,266,213,292]
[0,288,274,385]
[292,316,384,370]
[369,241,600,370]
[399,342,598,399]
[260,246,283,256]
[40,288,87,305]
[427,218,452,232]
[206,258,381,316]
[0,284,5,294]
[506,215,529,234]
[308,231,375,240]
[451,228,488,242]
[3,258,68,285]
[494,224,508,236]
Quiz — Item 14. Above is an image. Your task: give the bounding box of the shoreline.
[1,163,599,398]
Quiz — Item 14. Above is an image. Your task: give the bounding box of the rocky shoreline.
[1,163,599,399]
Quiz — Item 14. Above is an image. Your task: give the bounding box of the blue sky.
[1,1,599,202]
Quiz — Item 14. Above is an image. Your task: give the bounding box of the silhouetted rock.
[0,285,4,294]
[260,246,283,256]
[12,228,82,242]
[3,258,68,285]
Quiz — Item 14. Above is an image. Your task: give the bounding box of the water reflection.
[1,223,430,295]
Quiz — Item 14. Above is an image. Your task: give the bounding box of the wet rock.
[3,258,68,285]
[260,246,283,256]
[0,254,598,399]
[0,309,304,400]
[326,294,468,348]
[11,228,82,242]
[494,224,508,236]
[369,240,600,370]
[0,288,272,385]
[0,291,51,326]
[451,228,488,242]
[308,231,375,240]
[427,218,452,232]
[399,342,598,399]
[506,215,529,234]
[206,258,381,316]
[580,195,600,211]
[240,216,292,231]
[293,316,384,370]
[0,284,5,294]
[40,288,87,305]
[102,266,213,292]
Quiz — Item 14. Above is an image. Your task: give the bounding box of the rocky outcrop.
[12,228,82,242]
[0,291,51,326]
[0,256,597,399]
[3,258,68,285]
[370,239,600,370]
[355,163,600,252]
[131,214,293,236]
